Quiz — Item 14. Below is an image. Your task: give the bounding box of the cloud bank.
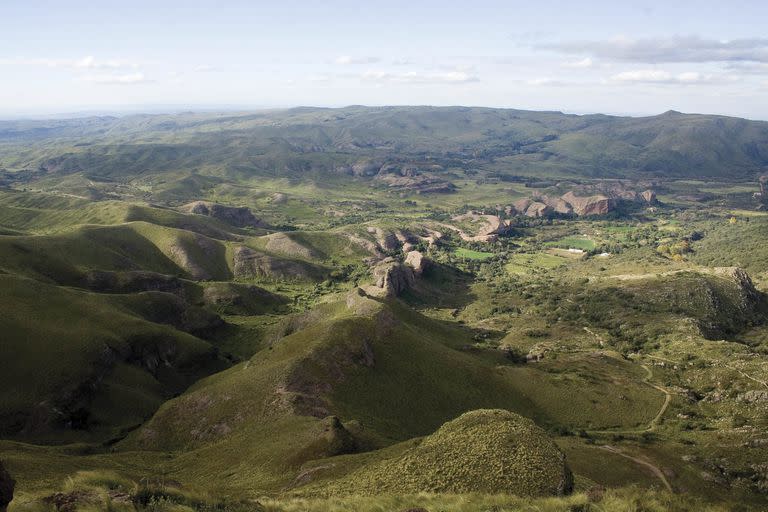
[540,36,768,63]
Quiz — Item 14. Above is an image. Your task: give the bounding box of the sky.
[1,0,768,119]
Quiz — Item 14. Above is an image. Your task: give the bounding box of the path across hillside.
[586,363,672,436]
[599,445,673,492]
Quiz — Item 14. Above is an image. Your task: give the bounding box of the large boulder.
[365,258,415,297]
[561,191,612,216]
[404,250,430,275]
[525,201,553,218]
[452,213,510,239]
[641,189,657,204]
[0,460,14,512]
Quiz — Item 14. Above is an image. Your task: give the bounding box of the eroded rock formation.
[183,201,264,228]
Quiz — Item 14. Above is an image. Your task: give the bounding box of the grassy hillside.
[303,409,572,497]
[3,107,768,510]
[0,274,228,442]
[107,291,668,496]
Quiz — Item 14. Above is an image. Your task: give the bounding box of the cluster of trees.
[656,239,693,261]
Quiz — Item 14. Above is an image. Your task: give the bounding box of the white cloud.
[81,72,150,84]
[724,62,768,75]
[193,64,217,72]
[360,70,479,84]
[540,36,768,63]
[73,56,130,69]
[526,77,568,86]
[609,69,720,85]
[334,55,380,65]
[564,57,594,68]
[0,55,140,69]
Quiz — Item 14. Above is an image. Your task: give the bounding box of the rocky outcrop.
[346,160,455,194]
[182,201,264,228]
[561,191,612,216]
[232,246,322,281]
[367,227,400,252]
[376,173,456,194]
[264,233,320,260]
[641,189,657,204]
[270,192,288,204]
[513,198,533,213]
[203,282,286,315]
[116,292,224,338]
[509,183,657,218]
[351,160,382,177]
[365,258,416,298]
[404,250,430,275]
[167,235,223,281]
[712,267,763,314]
[548,197,573,215]
[451,213,511,241]
[525,201,553,218]
[347,234,385,259]
[0,460,13,512]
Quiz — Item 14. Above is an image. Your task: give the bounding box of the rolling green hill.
[2,107,768,511]
[2,107,767,195]
[0,274,228,442]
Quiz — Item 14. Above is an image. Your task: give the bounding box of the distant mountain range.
[1,106,767,183]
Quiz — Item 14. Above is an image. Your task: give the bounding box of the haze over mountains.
[2,107,767,186]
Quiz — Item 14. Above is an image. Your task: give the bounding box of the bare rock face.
[376,173,456,194]
[404,250,430,275]
[367,227,401,252]
[351,160,383,176]
[271,192,288,204]
[366,258,415,298]
[561,191,612,216]
[532,195,572,215]
[548,197,573,215]
[183,201,264,228]
[167,234,222,281]
[525,201,553,218]
[714,267,762,312]
[264,233,320,260]
[452,213,510,238]
[513,198,533,214]
[0,460,14,512]
[232,246,320,281]
[641,189,657,204]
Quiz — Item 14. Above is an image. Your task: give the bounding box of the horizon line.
[2,104,767,122]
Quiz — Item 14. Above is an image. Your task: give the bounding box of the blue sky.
[1,0,768,118]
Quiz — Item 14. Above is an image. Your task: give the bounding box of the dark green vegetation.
[1,107,768,511]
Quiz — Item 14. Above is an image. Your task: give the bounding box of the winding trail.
[647,354,768,389]
[599,445,673,492]
[585,363,672,435]
[725,364,768,389]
